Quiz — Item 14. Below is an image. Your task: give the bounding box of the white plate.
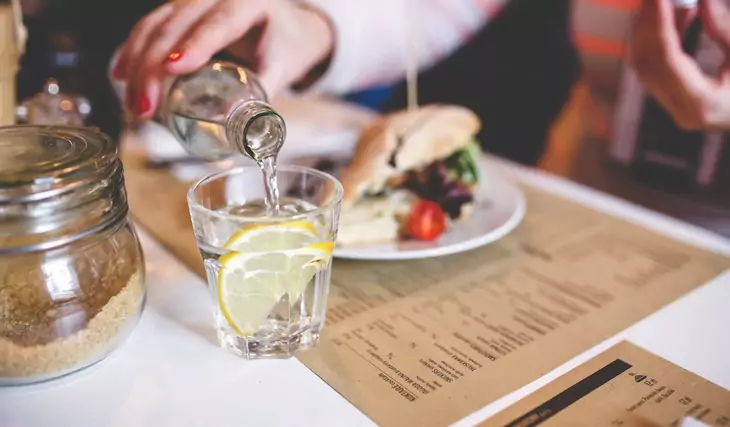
[333,164,527,260]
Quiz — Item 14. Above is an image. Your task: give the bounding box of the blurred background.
[4,0,730,236]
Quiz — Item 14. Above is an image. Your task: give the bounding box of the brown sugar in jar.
[0,126,146,385]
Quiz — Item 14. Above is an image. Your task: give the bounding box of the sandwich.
[336,104,483,246]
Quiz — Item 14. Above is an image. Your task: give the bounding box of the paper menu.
[296,187,729,427]
[482,341,730,427]
[119,148,730,427]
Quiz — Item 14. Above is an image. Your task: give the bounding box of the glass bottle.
[118,60,286,163]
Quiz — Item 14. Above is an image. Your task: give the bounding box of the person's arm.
[303,0,512,95]
[111,0,511,118]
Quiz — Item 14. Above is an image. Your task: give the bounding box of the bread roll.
[339,104,481,206]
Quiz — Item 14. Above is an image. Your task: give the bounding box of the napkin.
[680,417,711,427]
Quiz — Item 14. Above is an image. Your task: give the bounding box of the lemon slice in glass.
[217,242,334,336]
[223,220,320,252]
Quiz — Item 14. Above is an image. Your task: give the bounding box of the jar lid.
[0,125,117,203]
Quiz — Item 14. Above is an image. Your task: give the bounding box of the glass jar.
[0,125,146,386]
[16,78,92,126]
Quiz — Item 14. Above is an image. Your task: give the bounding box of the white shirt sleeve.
[302,0,510,95]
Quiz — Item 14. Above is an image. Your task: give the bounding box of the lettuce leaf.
[444,139,481,186]
[403,161,474,219]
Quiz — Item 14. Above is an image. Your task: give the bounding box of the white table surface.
[2,156,729,427]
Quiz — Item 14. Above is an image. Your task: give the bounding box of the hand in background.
[112,0,334,120]
[632,0,730,130]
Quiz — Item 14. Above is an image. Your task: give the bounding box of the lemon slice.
[217,242,334,336]
[223,220,320,252]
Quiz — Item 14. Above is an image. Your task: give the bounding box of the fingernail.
[111,62,125,79]
[136,94,151,116]
[167,51,184,63]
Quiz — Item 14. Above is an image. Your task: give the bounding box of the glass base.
[217,327,322,360]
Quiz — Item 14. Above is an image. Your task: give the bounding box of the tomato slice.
[407,200,447,241]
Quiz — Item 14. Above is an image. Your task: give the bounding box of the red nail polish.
[137,95,151,116]
[167,51,184,62]
[111,62,125,79]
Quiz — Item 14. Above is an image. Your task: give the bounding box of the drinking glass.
[187,165,343,359]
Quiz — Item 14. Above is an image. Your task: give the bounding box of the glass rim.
[186,164,344,222]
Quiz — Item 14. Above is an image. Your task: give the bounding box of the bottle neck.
[226,100,286,161]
